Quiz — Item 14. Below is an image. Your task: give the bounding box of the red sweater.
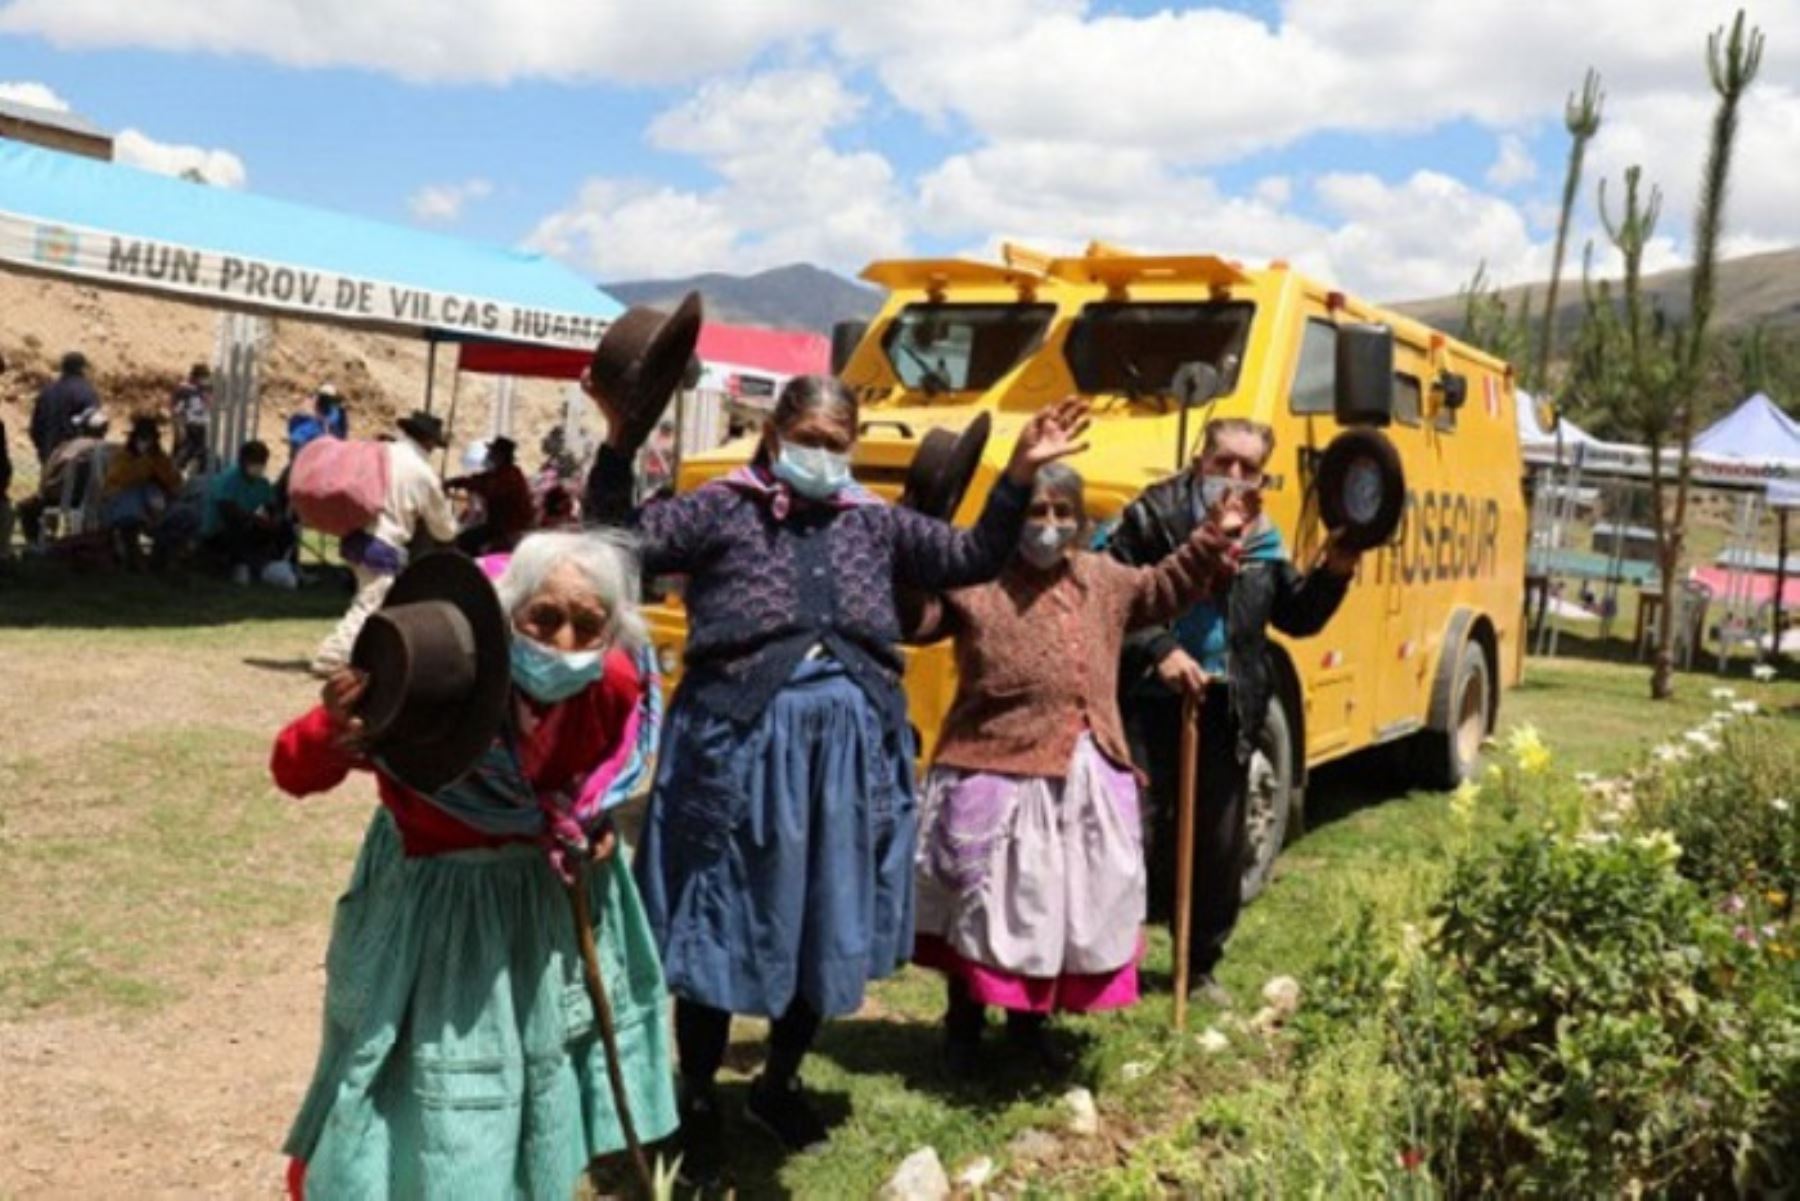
[270,650,642,856]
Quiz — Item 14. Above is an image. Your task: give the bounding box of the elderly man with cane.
[1110,418,1360,1011]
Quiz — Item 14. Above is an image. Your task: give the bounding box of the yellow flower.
[1767,890,1788,908]
[1507,724,1552,775]
[1451,780,1480,827]
[1634,829,1683,867]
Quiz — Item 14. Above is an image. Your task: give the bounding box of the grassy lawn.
[0,560,1793,1196]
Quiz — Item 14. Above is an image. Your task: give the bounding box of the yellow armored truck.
[644,244,1526,895]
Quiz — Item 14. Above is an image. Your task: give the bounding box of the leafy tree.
[1457,260,1534,379]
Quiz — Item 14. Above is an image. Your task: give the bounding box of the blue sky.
[2,1,1796,299]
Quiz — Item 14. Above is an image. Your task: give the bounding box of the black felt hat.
[397,410,447,450]
[1315,428,1406,551]
[588,291,704,454]
[900,412,993,521]
[351,551,511,794]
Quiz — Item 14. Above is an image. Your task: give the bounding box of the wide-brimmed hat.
[588,292,703,453]
[1315,428,1406,551]
[397,410,447,449]
[900,412,992,521]
[351,552,511,794]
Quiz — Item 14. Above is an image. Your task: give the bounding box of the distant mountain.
[1392,245,1800,338]
[605,263,882,334]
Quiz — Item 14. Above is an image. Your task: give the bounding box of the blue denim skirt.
[634,656,917,1019]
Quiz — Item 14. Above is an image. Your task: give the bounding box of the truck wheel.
[1417,639,1491,789]
[1242,693,1297,903]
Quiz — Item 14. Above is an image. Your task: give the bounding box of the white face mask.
[1019,520,1077,569]
[772,441,853,500]
[1200,474,1260,513]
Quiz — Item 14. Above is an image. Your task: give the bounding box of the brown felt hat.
[588,291,703,453]
[900,412,992,521]
[351,552,511,795]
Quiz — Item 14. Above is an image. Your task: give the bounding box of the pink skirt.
[913,735,1146,1015]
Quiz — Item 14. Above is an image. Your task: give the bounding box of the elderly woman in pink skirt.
[905,463,1235,1073]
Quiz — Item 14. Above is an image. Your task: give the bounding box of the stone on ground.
[880,1147,950,1201]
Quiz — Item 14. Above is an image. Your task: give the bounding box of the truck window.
[1434,374,1459,433]
[1394,372,1422,426]
[880,303,1055,394]
[1064,302,1252,399]
[1290,318,1336,414]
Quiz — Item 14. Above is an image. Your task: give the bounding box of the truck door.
[1372,370,1433,742]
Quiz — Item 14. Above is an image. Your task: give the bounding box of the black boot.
[943,978,986,1078]
[1004,1010,1073,1075]
[676,1078,727,1187]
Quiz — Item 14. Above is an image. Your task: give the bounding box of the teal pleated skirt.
[284,809,678,1200]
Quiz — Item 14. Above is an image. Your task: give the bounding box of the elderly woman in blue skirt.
[584,374,1088,1174]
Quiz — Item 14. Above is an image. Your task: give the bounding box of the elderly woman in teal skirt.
[584,374,1089,1178]
[270,533,676,1199]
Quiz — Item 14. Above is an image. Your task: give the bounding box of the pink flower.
[1723,894,1747,915]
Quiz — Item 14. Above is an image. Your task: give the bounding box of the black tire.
[1242,691,1299,902]
[1416,638,1492,789]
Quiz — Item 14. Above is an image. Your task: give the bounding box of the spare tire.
[1315,428,1405,551]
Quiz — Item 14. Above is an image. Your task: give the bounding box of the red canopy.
[456,320,829,382]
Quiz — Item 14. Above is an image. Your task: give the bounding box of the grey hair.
[1200,418,1277,466]
[495,530,648,650]
[1032,462,1089,529]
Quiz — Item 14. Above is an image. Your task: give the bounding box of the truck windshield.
[1064,301,1252,401]
[880,303,1056,395]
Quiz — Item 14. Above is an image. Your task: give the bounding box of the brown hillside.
[1,272,583,486]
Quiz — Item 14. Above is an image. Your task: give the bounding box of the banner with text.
[0,211,609,351]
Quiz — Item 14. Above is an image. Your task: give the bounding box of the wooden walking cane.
[1171,690,1201,1031]
[566,860,656,1198]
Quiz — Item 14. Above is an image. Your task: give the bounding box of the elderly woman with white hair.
[270,533,677,1200]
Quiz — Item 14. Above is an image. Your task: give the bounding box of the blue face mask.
[772,441,852,500]
[509,633,603,703]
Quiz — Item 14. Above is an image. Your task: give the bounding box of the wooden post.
[1172,692,1201,1031]
[1774,507,1790,667]
[423,338,439,415]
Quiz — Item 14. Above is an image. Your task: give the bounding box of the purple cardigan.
[585,446,1029,735]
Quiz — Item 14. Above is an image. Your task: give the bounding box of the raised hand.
[1005,396,1093,486]
[579,367,631,451]
[322,667,369,752]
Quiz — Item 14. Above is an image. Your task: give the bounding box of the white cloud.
[1486,134,1539,188]
[0,79,70,111]
[528,68,907,279]
[408,177,493,224]
[114,128,247,188]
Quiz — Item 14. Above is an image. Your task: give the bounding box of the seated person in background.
[204,440,295,585]
[16,410,111,545]
[0,416,14,564]
[448,436,533,555]
[102,415,183,570]
[286,383,349,457]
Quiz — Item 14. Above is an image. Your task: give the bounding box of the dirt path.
[0,929,329,1198]
[0,626,365,1199]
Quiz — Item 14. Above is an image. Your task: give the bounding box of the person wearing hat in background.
[170,362,213,477]
[271,538,677,1200]
[311,410,458,676]
[29,350,100,466]
[448,435,534,556]
[1107,418,1359,1007]
[584,325,1089,1175]
[16,408,110,546]
[203,440,295,585]
[902,462,1236,1074]
[102,414,182,571]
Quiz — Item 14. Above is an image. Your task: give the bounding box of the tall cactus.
[1531,69,1604,396]
[1650,9,1763,700]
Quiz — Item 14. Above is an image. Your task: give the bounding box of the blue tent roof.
[1694,392,1800,462]
[0,140,620,348]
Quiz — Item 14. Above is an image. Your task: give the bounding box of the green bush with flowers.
[1298,711,1800,1196]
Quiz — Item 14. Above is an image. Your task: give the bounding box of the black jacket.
[29,375,99,464]
[1110,472,1351,763]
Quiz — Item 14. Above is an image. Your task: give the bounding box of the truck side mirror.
[1171,361,1222,409]
[1335,323,1395,427]
[831,320,869,376]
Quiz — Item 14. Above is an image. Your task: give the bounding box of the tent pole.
[440,370,463,477]
[424,338,439,415]
[1774,508,1790,668]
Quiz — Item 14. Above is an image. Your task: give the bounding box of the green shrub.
[1629,715,1798,920]
[1397,828,1793,1196]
